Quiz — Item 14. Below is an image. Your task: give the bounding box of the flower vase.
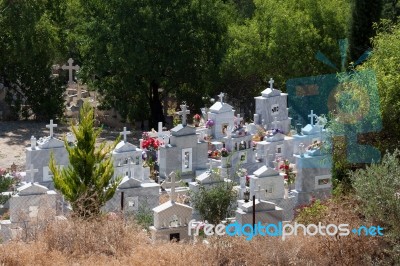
[146,150,157,163]
[284,184,289,199]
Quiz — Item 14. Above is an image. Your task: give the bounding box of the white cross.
[299,143,305,157]
[236,114,244,125]
[272,117,279,129]
[62,58,80,84]
[120,127,131,143]
[176,104,190,126]
[218,92,225,104]
[308,110,318,126]
[46,119,57,138]
[269,78,274,89]
[26,164,38,183]
[157,122,168,143]
[254,185,263,200]
[169,172,177,202]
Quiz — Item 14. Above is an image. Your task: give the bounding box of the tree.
[349,0,383,60]
[75,0,230,128]
[360,20,400,151]
[0,0,67,120]
[190,179,237,225]
[49,102,121,218]
[220,0,352,116]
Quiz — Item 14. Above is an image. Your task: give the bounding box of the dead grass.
[0,197,392,265]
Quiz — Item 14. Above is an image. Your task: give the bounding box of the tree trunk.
[149,80,165,130]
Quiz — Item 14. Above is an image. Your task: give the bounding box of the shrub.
[350,149,400,239]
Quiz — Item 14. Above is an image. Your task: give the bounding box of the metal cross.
[46,119,58,138]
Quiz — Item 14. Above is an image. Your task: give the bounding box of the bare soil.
[0,121,141,171]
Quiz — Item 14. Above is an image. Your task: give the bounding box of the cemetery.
[0,1,398,264]
[0,64,334,244]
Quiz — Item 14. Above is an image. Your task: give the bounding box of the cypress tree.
[49,102,121,218]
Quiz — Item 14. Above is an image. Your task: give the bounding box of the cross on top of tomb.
[269,78,274,90]
[236,114,244,125]
[176,103,190,126]
[46,119,57,138]
[218,92,225,104]
[61,58,80,84]
[254,185,263,200]
[26,164,39,183]
[308,110,318,126]
[120,127,131,143]
[169,172,177,202]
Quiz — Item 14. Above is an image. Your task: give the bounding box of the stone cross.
[169,172,177,202]
[26,164,39,183]
[254,185,263,200]
[218,92,225,104]
[46,119,57,138]
[176,104,190,126]
[308,110,318,126]
[269,78,274,89]
[272,117,279,129]
[62,58,80,84]
[120,127,131,143]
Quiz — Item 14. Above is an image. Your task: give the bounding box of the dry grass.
[0,197,392,265]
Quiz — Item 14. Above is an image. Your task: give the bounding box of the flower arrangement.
[246,175,250,187]
[193,114,201,123]
[205,119,215,128]
[279,159,295,188]
[208,150,221,159]
[142,137,161,151]
[220,148,229,157]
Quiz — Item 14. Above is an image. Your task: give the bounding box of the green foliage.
[75,0,230,127]
[350,150,400,238]
[295,199,328,225]
[349,0,383,60]
[361,21,400,151]
[134,202,153,230]
[220,0,351,115]
[0,170,20,205]
[49,102,121,219]
[190,178,237,225]
[0,0,67,120]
